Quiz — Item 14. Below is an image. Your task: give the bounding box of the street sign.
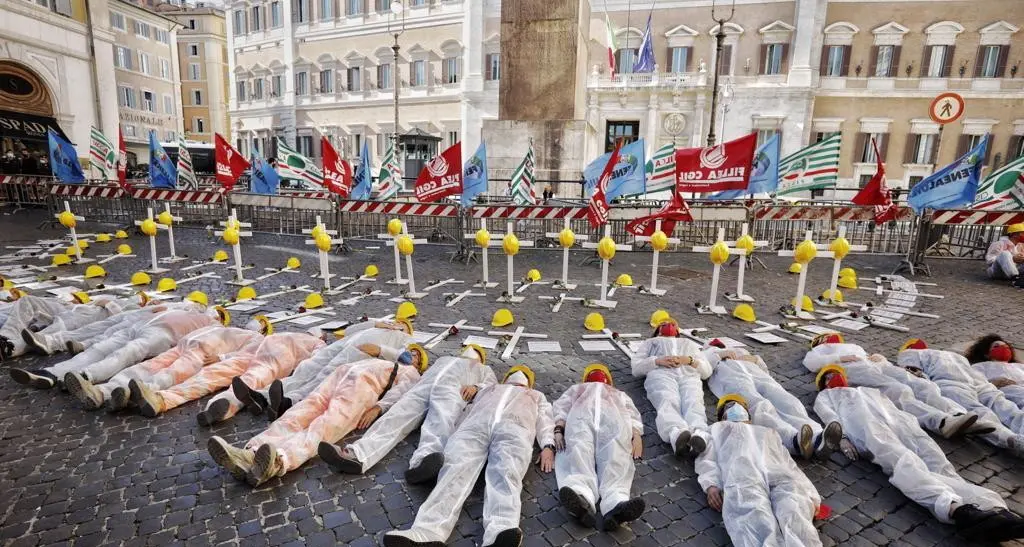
[929,92,965,125]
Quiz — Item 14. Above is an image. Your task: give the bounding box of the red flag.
[674,133,758,193]
[214,133,251,191]
[587,142,621,228]
[625,188,693,236]
[415,142,462,202]
[851,138,898,224]
[321,136,352,198]
[116,126,128,190]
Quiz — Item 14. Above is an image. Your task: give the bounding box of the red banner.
[415,142,462,202]
[588,141,621,228]
[851,138,898,225]
[117,126,128,190]
[625,189,693,236]
[674,133,757,193]
[321,136,352,198]
[214,133,251,191]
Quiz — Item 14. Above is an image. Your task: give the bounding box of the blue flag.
[710,134,780,199]
[634,14,656,73]
[461,142,488,207]
[47,129,85,183]
[908,134,990,213]
[351,140,372,200]
[250,155,279,194]
[148,131,177,189]
[583,138,646,201]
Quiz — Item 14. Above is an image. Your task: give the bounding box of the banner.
[584,138,646,200]
[776,134,841,196]
[710,134,780,199]
[251,155,280,194]
[176,135,198,190]
[625,190,693,236]
[415,142,463,202]
[973,155,1024,210]
[276,138,323,187]
[148,131,176,189]
[851,138,898,224]
[117,126,127,188]
[376,138,402,201]
[461,142,488,206]
[674,133,757,193]
[351,140,372,200]
[908,134,990,213]
[587,142,621,228]
[215,133,250,191]
[47,128,85,183]
[645,143,676,194]
[89,126,116,181]
[321,136,351,197]
[510,142,537,205]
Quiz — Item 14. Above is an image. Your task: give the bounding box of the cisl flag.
[415,142,462,202]
[587,141,621,228]
[321,136,352,197]
[674,133,757,193]
[214,133,250,191]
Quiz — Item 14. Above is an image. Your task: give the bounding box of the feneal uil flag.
[908,134,990,213]
[584,139,646,201]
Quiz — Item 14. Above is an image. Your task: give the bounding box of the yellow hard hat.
[830,236,851,260]
[396,301,418,320]
[136,291,151,307]
[77,240,89,251]
[157,278,177,292]
[58,210,77,229]
[304,292,324,310]
[649,309,671,327]
[559,228,575,248]
[157,210,174,226]
[582,363,613,386]
[650,230,669,252]
[810,333,845,348]
[236,286,257,301]
[475,228,491,248]
[792,295,815,313]
[816,364,847,390]
[463,343,487,364]
[253,315,273,335]
[503,365,535,388]
[716,393,748,420]
[502,233,520,256]
[396,235,414,256]
[526,269,541,282]
[95,233,112,243]
[734,234,755,254]
[214,305,231,326]
[615,273,633,287]
[314,233,333,252]
[584,312,605,332]
[51,254,72,267]
[838,267,856,278]
[387,218,404,236]
[1006,223,1024,235]
[794,239,818,264]
[129,272,151,286]
[407,343,429,373]
[114,230,129,239]
[286,257,301,270]
[492,308,514,327]
[84,265,106,279]
[732,303,756,323]
[185,290,207,306]
[788,262,802,274]
[117,244,132,255]
[311,225,326,239]
[213,250,229,262]
[71,291,91,304]
[65,245,78,256]
[821,289,843,303]
[8,287,26,300]
[395,318,414,334]
[364,264,379,277]
[140,218,158,237]
[222,227,240,246]
[0,277,12,289]
[226,218,241,231]
[709,241,730,265]
[597,237,617,261]
[837,275,858,289]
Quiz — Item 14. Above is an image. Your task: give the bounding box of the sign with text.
[674,133,757,193]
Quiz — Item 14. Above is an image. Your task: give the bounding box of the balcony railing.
[588,71,706,90]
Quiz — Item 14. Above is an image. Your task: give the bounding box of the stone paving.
[0,210,1022,547]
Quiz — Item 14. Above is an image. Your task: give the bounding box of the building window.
[823,45,848,77]
[189,44,200,57]
[159,58,170,79]
[272,74,284,96]
[297,135,314,157]
[447,131,459,148]
[138,52,150,75]
[320,0,333,20]
[155,29,169,44]
[346,67,361,91]
[186,18,197,30]
[924,45,951,78]
[377,63,392,89]
[253,79,264,99]
[1010,136,1024,160]
[908,176,924,191]
[142,90,155,112]
[194,118,205,133]
[114,46,132,70]
[975,45,1008,78]
[166,131,176,142]
[376,133,387,155]
[760,44,786,75]
[118,85,136,108]
[410,60,426,87]
[352,133,363,157]
[109,12,125,30]
[163,94,174,114]
[604,120,639,153]
[294,0,309,22]
[756,129,779,147]
[909,134,936,164]
[443,57,460,84]
[192,89,203,105]
[295,71,309,95]
[859,133,886,162]
[669,47,691,73]
[320,69,334,93]
[124,125,136,137]
[375,0,388,12]
[409,0,425,5]
[814,131,840,143]
[486,54,500,81]
[346,0,363,15]
[250,6,262,30]
[236,80,247,101]
[872,45,899,77]
[271,1,282,27]
[858,174,873,188]
[133,20,150,39]
[717,45,733,75]
[189,63,201,80]
[615,48,638,74]
[232,10,246,34]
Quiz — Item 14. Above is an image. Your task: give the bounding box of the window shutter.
[841,45,851,76]
[920,46,931,77]
[441,60,448,83]
[781,44,789,73]
[291,0,298,23]
[55,0,72,16]
[974,46,985,77]
[878,134,889,161]
[758,44,768,74]
[890,46,902,77]
[902,134,915,164]
[941,45,955,77]
[956,135,970,158]
[718,45,732,75]
[855,133,867,162]
[819,46,829,75]
[685,47,693,71]
[1009,136,1024,160]
[868,46,879,77]
[928,136,940,164]
[996,45,1010,77]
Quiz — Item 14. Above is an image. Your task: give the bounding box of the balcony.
[588,71,706,90]
[818,76,1024,94]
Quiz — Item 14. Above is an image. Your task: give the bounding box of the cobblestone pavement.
[0,210,1022,547]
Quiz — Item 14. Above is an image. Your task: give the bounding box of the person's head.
[966,334,1016,364]
[707,338,727,349]
[1006,223,1024,244]
[395,318,414,335]
[503,365,535,388]
[582,363,613,386]
[900,338,928,351]
[652,319,679,338]
[716,394,750,423]
[815,364,848,390]
[244,315,273,336]
[810,332,844,348]
[400,343,429,372]
[461,344,487,364]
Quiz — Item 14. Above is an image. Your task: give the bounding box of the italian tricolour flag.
[605,14,617,76]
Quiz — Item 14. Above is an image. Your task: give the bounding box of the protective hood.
[505,370,529,387]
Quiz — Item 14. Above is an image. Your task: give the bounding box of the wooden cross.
[96,246,136,264]
[325,274,377,295]
[580,327,641,358]
[156,204,186,263]
[538,292,584,313]
[692,228,745,315]
[175,271,221,285]
[255,259,303,282]
[378,221,417,285]
[545,218,588,290]
[582,225,632,309]
[214,209,255,286]
[443,289,487,308]
[135,207,169,274]
[339,288,392,306]
[723,223,766,302]
[487,326,548,360]
[465,218,498,288]
[55,201,91,263]
[260,284,314,300]
[816,226,867,305]
[422,278,464,292]
[267,306,336,325]
[498,220,534,304]
[777,230,832,320]
[303,215,344,290]
[426,319,486,349]
[633,219,679,296]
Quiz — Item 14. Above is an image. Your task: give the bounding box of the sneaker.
[247,443,283,487]
[939,413,979,439]
[106,387,130,412]
[672,430,692,458]
[268,380,289,420]
[128,379,163,418]
[602,497,646,531]
[197,398,231,427]
[9,368,56,389]
[951,504,1024,542]
[558,486,596,528]
[405,452,444,484]
[798,424,815,460]
[230,376,265,415]
[21,329,51,355]
[484,528,523,547]
[815,422,843,458]
[319,442,365,474]
[66,340,85,354]
[382,533,445,547]
[65,372,104,410]
[688,435,707,456]
[1007,437,1024,459]
[0,335,13,361]
[207,436,254,482]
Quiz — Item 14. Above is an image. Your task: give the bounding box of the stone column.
[646,94,659,155]
[788,0,827,88]
[460,0,484,159]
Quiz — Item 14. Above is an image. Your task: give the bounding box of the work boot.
[602,497,646,531]
[966,417,998,436]
[231,376,266,415]
[672,430,692,458]
[951,504,1024,542]
[939,413,979,439]
[797,424,815,460]
[197,398,231,427]
[484,528,523,547]
[207,436,254,482]
[129,379,164,418]
[319,442,364,474]
[1006,437,1024,459]
[9,368,56,389]
[267,380,292,420]
[65,372,104,410]
[0,335,13,362]
[21,329,51,355]
[248,443,283,487]
[66,340,85,354]
[558,487,596,528]
[382,533,445,547]
[106,387,130,412]
[814,422,843,458]
[688,434,707,456]
[405,452,444,484]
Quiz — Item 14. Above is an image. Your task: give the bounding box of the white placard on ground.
[579,340,616,352]
[412,332,439,344]
[144,293,177,301]
[24,281,59,290]
[364,246,381,250]
[830,318,869,331]
[47,286,79,297]
[463,335,499,349]
[528,341,562,353]
[289,314,330,326]
[745,332,789,344]
[317,321,350,332]
[225,301,266,312]
[713,337,748,348]
[799,325,839,336]
[264,311,293,320]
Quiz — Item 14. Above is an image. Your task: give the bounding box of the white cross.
[383,222,428,298]
[422,278,465,292]
[55,201,91,263]
[426,320,486,349]
[179,254,236,272]
[255,259,303,282]
[580,327,641,358]
[498,220,534,303]
[260,285,315,300]
[303,215,344,290]
[516,278,551,294]
[156,204,186,263]
[538,292,584,313]
[175,271,221,285]
[340,288,392,306]
[135,207,170,274]
[487,326,548,360]
[378,221,417,285]
[750,320,815,341]
[816,226,867,305]
[443,289,487,308]
[581,225,632,309]
[723,223,767,303]
[214,209,255,286]
[267,306,336,325]
[777,230,833,320]
[465,218,498,288]
[545,218,588,290]
[96,247,136,264]
[693,228,746,315]
[325,274,377,295]
[634,219,679,296]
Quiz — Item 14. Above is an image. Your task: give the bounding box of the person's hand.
[554,431,565,451]
[631,433,643,460]
[656,356,681,368]
[839,437,859,460]
[460,385,478,402]
[719,350,738,360]
[357,405,382,429]
[706,487,723,512]
[539,447,555,473]
[738,355,759,364]
[868,354,886,363]
[357,344,381,357]
[993,378,1017,388]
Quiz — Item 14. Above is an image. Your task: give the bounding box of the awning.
[0,109,71,143]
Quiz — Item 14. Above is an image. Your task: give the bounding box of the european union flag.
[148,131,177,189]
[47,129,85,183]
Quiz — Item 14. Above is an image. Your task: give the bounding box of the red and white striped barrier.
[338,200,459,217]
[931,210,1024,226]
[0,175,47,185]
[280,191,331,200]
[470,206,589,220]
[131,187,223,203]
[50,184,124,198]
[754,206,832,221]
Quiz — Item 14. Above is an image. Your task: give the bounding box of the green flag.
[276,138,323,186]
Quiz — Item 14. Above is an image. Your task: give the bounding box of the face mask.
[825,373,848,389]
[990,344,1014,363]
[506,370,529,387]
[244,319,261,332]
[724,404,749,423]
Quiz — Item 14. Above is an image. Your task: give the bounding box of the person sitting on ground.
[985,223,1024,282]
[965,334,1024,407]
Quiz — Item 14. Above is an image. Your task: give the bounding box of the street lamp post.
[389,2,406,180]
[706,0,736,146]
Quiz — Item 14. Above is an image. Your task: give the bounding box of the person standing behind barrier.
[986,223,1024,282]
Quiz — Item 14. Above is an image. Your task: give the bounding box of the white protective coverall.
[384,382,555,546]
[985,236,1023,279]
[973,361,1024,407]
[630,336,713,446]
[48,300,204,352]
[899,349,1024,436]
[346,352,497,471]
[554,382,643,516]
[27,295,144,353]
[0,295,71,357]
[695,421,823,547]
[814,385,1006,522]
[47,310,219,383]
[707,348,823,455]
